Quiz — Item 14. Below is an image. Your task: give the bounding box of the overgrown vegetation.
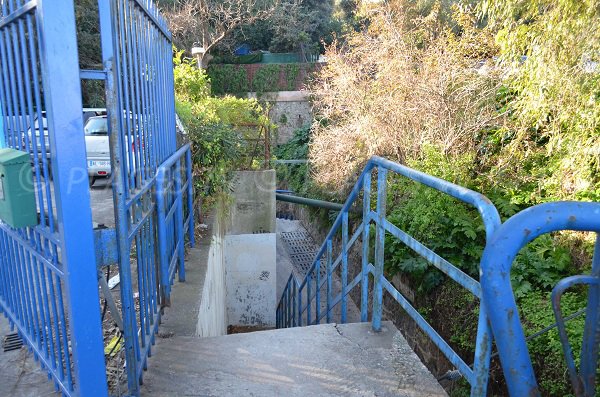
[276,1,599,394]
[173,51,272,200]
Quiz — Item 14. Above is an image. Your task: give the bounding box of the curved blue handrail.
[480,202,600,396]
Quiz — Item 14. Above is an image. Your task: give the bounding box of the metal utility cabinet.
[0,148,37,228]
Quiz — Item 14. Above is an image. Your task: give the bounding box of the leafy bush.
[519,290,587,396]
[274,126,311,195]
[174,52,271,198]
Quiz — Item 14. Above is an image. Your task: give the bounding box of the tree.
[75,0,104,107]
[268,0,334,56]
[160,0,279,66]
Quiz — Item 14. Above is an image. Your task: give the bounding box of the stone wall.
[247,91,312,145]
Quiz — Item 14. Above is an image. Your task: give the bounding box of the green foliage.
[75,0,104,107]
[268,0,335,54]
[178,103,246,196]
[253,65,281,96]
[174,52,271,197]
[207,65,248,96]
[519,290,587,396]
[284,64,300,90]
[385,149,485,291]
[274,126,311,195]
[173,51,211,103]
[208,63,305,96]
[480,0,600,202]
[512,234,573,299]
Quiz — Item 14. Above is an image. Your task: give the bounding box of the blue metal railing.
[278,157,600,396]
[277,156,502,395]
[156,143,195,303]
[480,202,600,397]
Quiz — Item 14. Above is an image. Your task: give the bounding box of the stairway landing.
[142,321,447,396]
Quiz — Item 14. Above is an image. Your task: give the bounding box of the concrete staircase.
[141,321,447,396]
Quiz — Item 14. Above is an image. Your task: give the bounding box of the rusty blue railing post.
[307,271,312,325]
[297,279,303,326]
[315,259,321,324]
[361,169,372,322]
[326,239,333,322]
[186,147,195,247]
[341,212,349,323]
[372,167,388,332]
[580,236,599,396]
[175,160,185,281]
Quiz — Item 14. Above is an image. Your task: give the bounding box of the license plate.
[89,160,110,167]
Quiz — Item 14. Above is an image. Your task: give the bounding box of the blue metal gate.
[97,0,194,395]
[0,0,193,396]
[0,1,107,395]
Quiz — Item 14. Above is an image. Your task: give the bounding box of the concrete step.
[142,321,447,396]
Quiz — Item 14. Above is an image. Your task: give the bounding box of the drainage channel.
[280,229,326,279]
[2,332,23,352]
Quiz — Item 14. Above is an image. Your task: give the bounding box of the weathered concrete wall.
[227,170,276,235]
[223,170,277,327]
[196,201,228,337]
[247,91,312,145]
[225,233,277,327]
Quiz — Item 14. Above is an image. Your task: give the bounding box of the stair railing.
[277,155,502,396]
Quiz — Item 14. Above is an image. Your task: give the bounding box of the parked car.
[83,108,107,126]
[84,114,141,186]
[84,116,111,186]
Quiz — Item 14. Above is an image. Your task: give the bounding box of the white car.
[84,116,111,186]
[84,115,143,186]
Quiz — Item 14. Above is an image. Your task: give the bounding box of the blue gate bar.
[38,0,108,395]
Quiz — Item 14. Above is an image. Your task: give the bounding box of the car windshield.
[85,117,108,136]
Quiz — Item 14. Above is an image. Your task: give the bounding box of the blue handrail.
[277,155,502,395]
[480,202,600,397]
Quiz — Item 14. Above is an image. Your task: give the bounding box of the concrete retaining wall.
[225,233,276,327]
[225,169,277,327]
[227,170,276,235]
[196,201,228,337]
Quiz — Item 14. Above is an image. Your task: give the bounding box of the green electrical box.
[0,148,37,228]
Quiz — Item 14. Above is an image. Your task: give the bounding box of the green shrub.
[174,52,271,198]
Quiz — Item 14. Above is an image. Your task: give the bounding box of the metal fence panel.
[0,1,108,396]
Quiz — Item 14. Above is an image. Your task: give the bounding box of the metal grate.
[281,231,326,278]
[3,332,23,352]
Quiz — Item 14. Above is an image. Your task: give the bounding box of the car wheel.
[89,176,96,187]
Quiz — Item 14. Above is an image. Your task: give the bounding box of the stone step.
[142,321,447,396]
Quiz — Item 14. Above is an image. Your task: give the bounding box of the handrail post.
[175,160,185,281]
[185,147,195,247]
[315,259,321,324]
[307,272,312,325]
[326,239,333,323]
[341,212,349,323]
[361,169,371,322]
[372,167,388,332]
[297,283,303,326]
[580,235,600,395]
[292,281,297,327]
